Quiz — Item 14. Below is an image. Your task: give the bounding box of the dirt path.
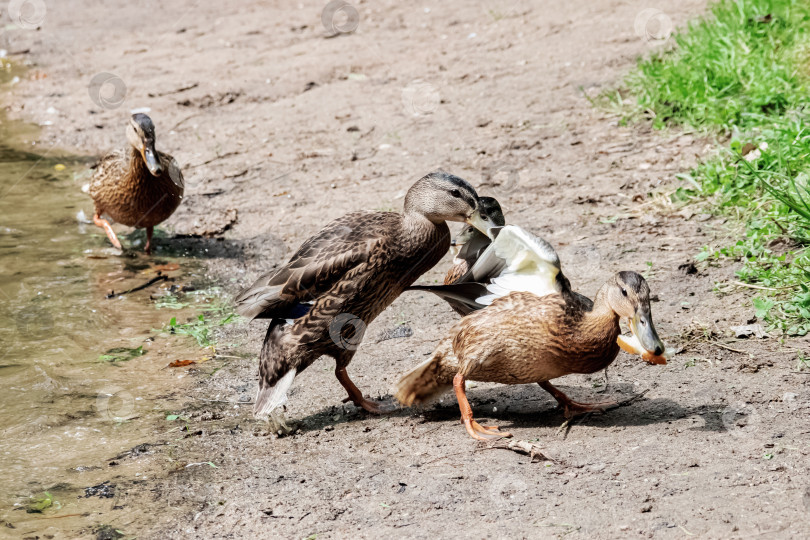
[4,0,810,538]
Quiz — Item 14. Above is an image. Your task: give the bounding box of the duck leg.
[335,366,389,414]
[144,226,154,254]
[454,373,511,440]
[93,212,122,250]
[538,381,617,419]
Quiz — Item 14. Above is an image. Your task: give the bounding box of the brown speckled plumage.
[247,211,451,385]
[89,146,184,228]
[236,171,483,417]
[443,258,470,285]
[396,281,627,406]
[398,269,663,440]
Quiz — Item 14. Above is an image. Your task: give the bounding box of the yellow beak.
[466,208,494,239]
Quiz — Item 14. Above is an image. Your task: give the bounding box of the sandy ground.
[3,0,810,538]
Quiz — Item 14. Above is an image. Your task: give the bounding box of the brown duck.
[396,270,666,441]
[234,171,490,421]
[89,113,184,253]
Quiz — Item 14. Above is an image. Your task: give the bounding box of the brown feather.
[396,287,622,405]
[89,146,184,228]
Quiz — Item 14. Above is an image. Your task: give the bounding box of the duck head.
[126,113,163,176]
[405,171,489,233]
[453,196,506,248]
[606,271,665,357]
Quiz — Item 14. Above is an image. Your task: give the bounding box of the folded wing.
[235,212,389,321]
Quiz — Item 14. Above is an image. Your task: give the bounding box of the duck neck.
[126,145,150,181]
[402,209,448,237]
[583,283,621,338]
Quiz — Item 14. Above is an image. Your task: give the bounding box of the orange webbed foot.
[455,373,512,441]
[464,419,512,440]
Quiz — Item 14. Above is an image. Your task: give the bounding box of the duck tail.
[253,319,297,418]
[395,336,458,406]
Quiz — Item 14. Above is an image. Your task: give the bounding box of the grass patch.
[99,346,146,363]
[166,315,216,348]
[609,0,810,335]
[154,285,241,349]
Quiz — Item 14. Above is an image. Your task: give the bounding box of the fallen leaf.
[168,359,195,368]
[152,263,180,272]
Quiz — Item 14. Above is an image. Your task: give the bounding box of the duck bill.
[466,208,495,239]
[141,142,163,176]
[629,310,666,361]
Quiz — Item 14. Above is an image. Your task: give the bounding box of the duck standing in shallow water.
[235,171,489,419]
[396,271,667,440]
[89,113,184,253]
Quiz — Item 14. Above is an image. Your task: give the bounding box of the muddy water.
[0,70,211,533]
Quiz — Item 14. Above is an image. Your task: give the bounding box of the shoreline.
[3,1,810,537]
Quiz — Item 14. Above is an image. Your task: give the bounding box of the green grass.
[158,286,240,348]
[609,0,810,335]
[98,346,146,363]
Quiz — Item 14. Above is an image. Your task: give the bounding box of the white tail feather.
[254,368,297,418]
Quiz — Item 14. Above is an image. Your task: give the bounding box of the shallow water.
[0,85,213,531]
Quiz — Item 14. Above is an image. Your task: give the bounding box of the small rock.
[678,262,698,275]
[84,481,115,499]
[376,325,413,343]
[783,392,798,402]
[730,324,767,339]
[641,505,652,513]
[324,425,334,432]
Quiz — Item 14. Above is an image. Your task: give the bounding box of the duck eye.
[621,288,628,297]
[450,189,462,198]
[482,215,489,221]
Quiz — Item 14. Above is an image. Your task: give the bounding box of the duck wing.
[471,225,562,304]
[409,225,564,311]
[235,212,392,320]
[407,282,490,316]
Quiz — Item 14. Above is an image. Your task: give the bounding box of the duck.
[408,223,568,316]
[442,196,505,286]
[234,171,489,419]
[396,270,667,441]
[89,113,184,254]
